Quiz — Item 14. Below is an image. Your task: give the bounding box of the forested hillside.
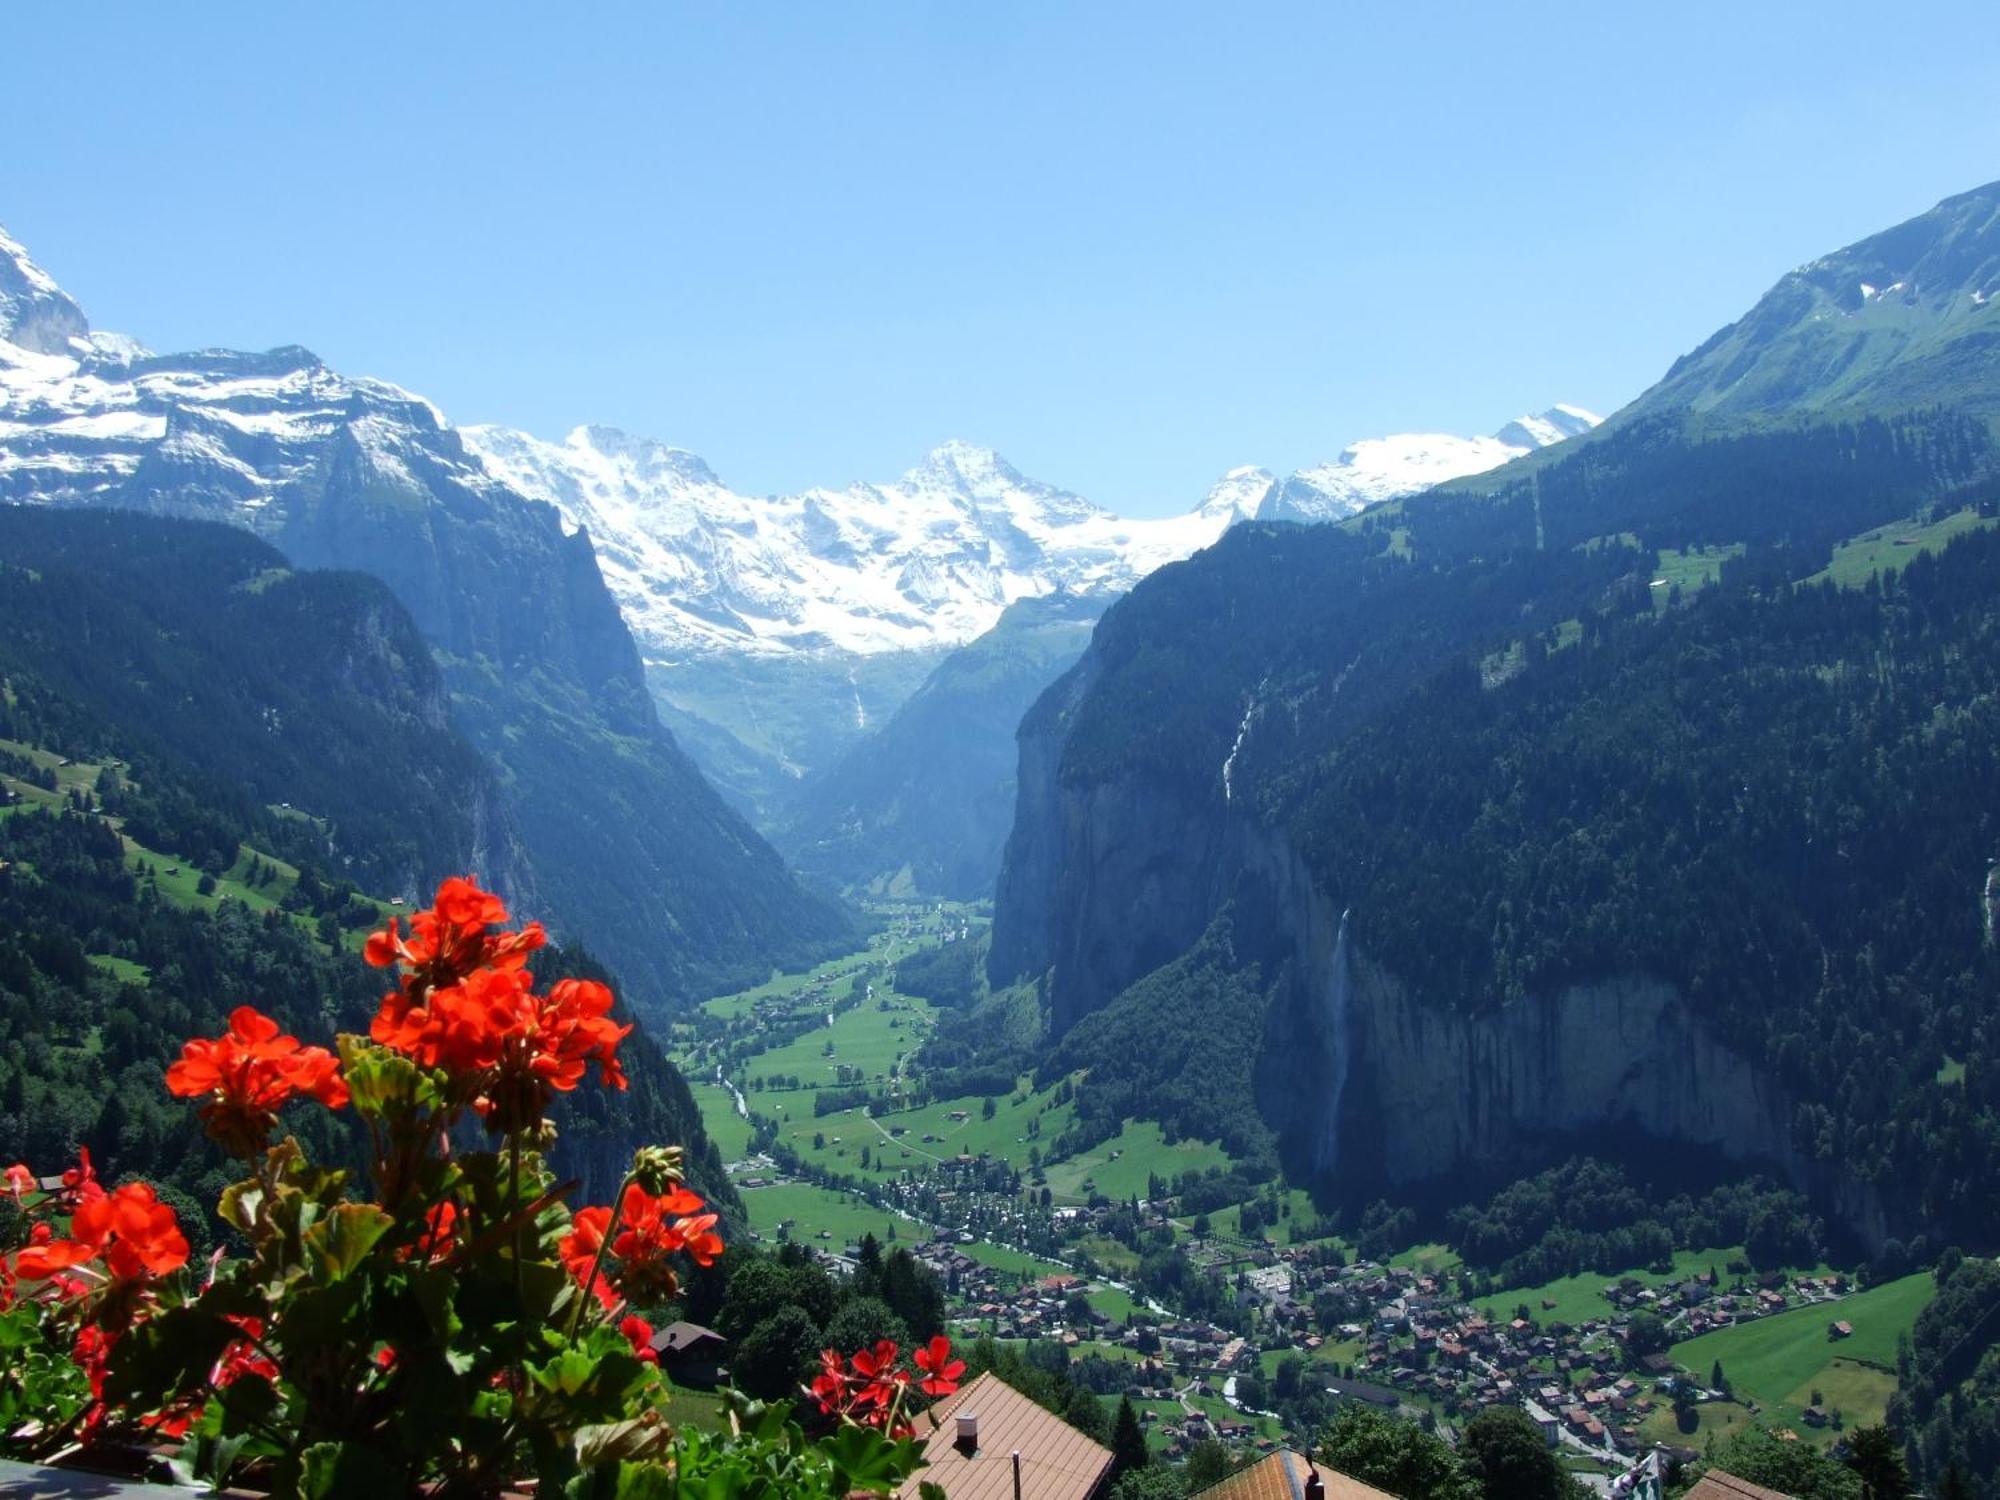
[994,184,2000,1258]
[0,507,525,900]
[0,511,737,1216]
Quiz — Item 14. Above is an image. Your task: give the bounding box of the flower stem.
[565,1171,637,1342]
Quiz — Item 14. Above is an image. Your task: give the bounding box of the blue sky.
[5,2,1999,515]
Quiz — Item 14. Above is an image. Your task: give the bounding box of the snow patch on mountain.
[1263,405,1600,524]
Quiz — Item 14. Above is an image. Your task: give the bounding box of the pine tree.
[1109,1396,1149,1478]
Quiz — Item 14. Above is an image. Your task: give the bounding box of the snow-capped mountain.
[461,405,1599,666]
[0,213,1599,836]
[0,221,850,1007]
[463,427,1251,661]
[1262,404,1602,524]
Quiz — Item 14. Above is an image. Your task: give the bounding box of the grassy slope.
[1,738,395,956]
[1808,505,1999,587]
[1486,1247,1754,1328]
[1669,1272,1935,1437]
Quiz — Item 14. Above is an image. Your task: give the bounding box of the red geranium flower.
[71,1181,189,1281]
[605,1182,720,1302]
[559,1205,619,1311]
[619,1314,659,1365]
[365,877,545,991]
[366,885,626,1133]
[12,1221,99,1281]
[914,1334,965,1397]
[3,1163,32,1203]
[166,1006,348,1155]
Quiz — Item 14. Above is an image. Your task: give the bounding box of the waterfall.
[1320,907,1355,1175]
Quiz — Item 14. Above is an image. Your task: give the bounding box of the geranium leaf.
[304,1202,394,1281]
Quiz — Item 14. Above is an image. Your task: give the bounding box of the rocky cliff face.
[996,742,1893,1246]
[1325,945,1890,1250]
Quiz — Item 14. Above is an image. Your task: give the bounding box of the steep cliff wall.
[996,732,1893,1247]
[1238,816,1894,1250]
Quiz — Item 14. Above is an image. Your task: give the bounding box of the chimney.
[955,1412,979,1452]
[1305,1464,1325,1500]
[1012,1450,1022,1500]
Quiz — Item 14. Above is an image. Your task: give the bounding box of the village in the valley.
[670,906,1902,1483]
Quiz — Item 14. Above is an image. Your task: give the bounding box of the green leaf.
[336,1036,433,1120]
[300,1439,407,1499]
[103,1296,254,1409]
[574,1415,675,1469]
[822,1423,922,1491]
[304,1202,394,1280]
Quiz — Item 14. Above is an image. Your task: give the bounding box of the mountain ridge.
[0,222,852,1012]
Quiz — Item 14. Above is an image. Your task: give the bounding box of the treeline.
[1445,1158,1824,1288]
[1891,1251,2000,1498]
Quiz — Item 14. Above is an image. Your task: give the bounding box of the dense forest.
[1445,1157,1827,1290]
[1891,1252,2000,1498]
[0,507,520,900]
[1041,412,1991,803]
[1040,911,1281,1172]
[1286,520,2000,1242]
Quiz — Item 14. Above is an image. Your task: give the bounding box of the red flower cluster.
[364,876,544,981]
[2,1152,192,1439]
[8,1175,188,1288]
[557,1181,722,1311]
[166,1006,348,1155]
[366,878,628,1131]
[809,1336,963,1437]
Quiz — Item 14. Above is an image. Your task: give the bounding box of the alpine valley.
[464,381,1597,890]
[7,170,2000,1499]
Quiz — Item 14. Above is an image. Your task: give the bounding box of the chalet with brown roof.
[1192,1448,1396,1500]
[900,1371,1113,1500]
[645,1320,726,1388]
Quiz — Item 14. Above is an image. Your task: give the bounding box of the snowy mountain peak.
[574,424,725,489]
[1262,404,1600,524]
[1492,403,1602,451]
[461,403,1594,666]
[0,222,90,356]
[1200,466,1277,521]
[914,437,1012,482]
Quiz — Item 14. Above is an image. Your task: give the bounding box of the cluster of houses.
[900,1216,1871,1469]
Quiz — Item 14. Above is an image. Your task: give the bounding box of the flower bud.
[630,1145,684,1196]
